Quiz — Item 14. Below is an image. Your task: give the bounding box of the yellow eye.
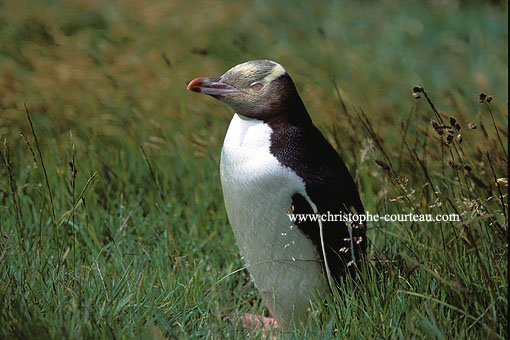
[250,82,264,91]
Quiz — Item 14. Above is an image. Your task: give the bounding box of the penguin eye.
[250,82,264,91]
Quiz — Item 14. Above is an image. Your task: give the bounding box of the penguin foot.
[228,312,280,339]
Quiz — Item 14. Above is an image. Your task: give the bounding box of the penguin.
[187,60,366,329]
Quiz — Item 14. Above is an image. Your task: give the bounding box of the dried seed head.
[478,92,487,103]
[412,93,421,99]
[468,122,477,129]
[20,132,38,167]
[456,134,463,144]
[455,123,461,131]
[375,159,390,171]
[486,95,493,103]
[446,133,454,144]
[464,165,472,172]
[430,119,444,135]
[68,161,77,182]
[412,85,423,93]
[449,116,457,127]
[396,176,409,185]
[496,178,508,186]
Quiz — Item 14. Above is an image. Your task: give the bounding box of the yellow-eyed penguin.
[187,60,366,329]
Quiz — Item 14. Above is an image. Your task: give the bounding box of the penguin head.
[187,60,302,120]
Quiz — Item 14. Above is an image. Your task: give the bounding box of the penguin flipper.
[290,193,364,282]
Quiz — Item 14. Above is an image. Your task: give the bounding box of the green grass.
[0,0,507,338]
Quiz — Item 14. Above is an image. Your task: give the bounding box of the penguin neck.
[265,97,313,128]
[236,102,312,127]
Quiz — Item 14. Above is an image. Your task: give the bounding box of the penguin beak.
[187,77,241,96]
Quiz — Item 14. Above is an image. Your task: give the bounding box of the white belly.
[220,114,324,326]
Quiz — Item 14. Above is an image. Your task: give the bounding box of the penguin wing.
[269,119,366,280]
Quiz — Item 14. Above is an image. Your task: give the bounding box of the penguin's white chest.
[220,114,324,326]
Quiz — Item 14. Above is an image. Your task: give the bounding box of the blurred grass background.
[0,0,507,339]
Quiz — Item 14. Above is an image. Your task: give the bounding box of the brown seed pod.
[446,133,454,144]
[430,119,444,135]
[448,160,463,171]
[412,85,423,93]
[449,116,457,127]
[478,92,487,103]
[486,95,493,103]
[375,159,391,171]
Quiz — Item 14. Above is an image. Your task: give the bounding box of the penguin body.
[220,113,324,325]
[187,60,366,327]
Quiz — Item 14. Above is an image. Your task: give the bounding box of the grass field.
[0,0,507,339]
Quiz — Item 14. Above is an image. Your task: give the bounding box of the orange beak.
[187,77,241,96]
